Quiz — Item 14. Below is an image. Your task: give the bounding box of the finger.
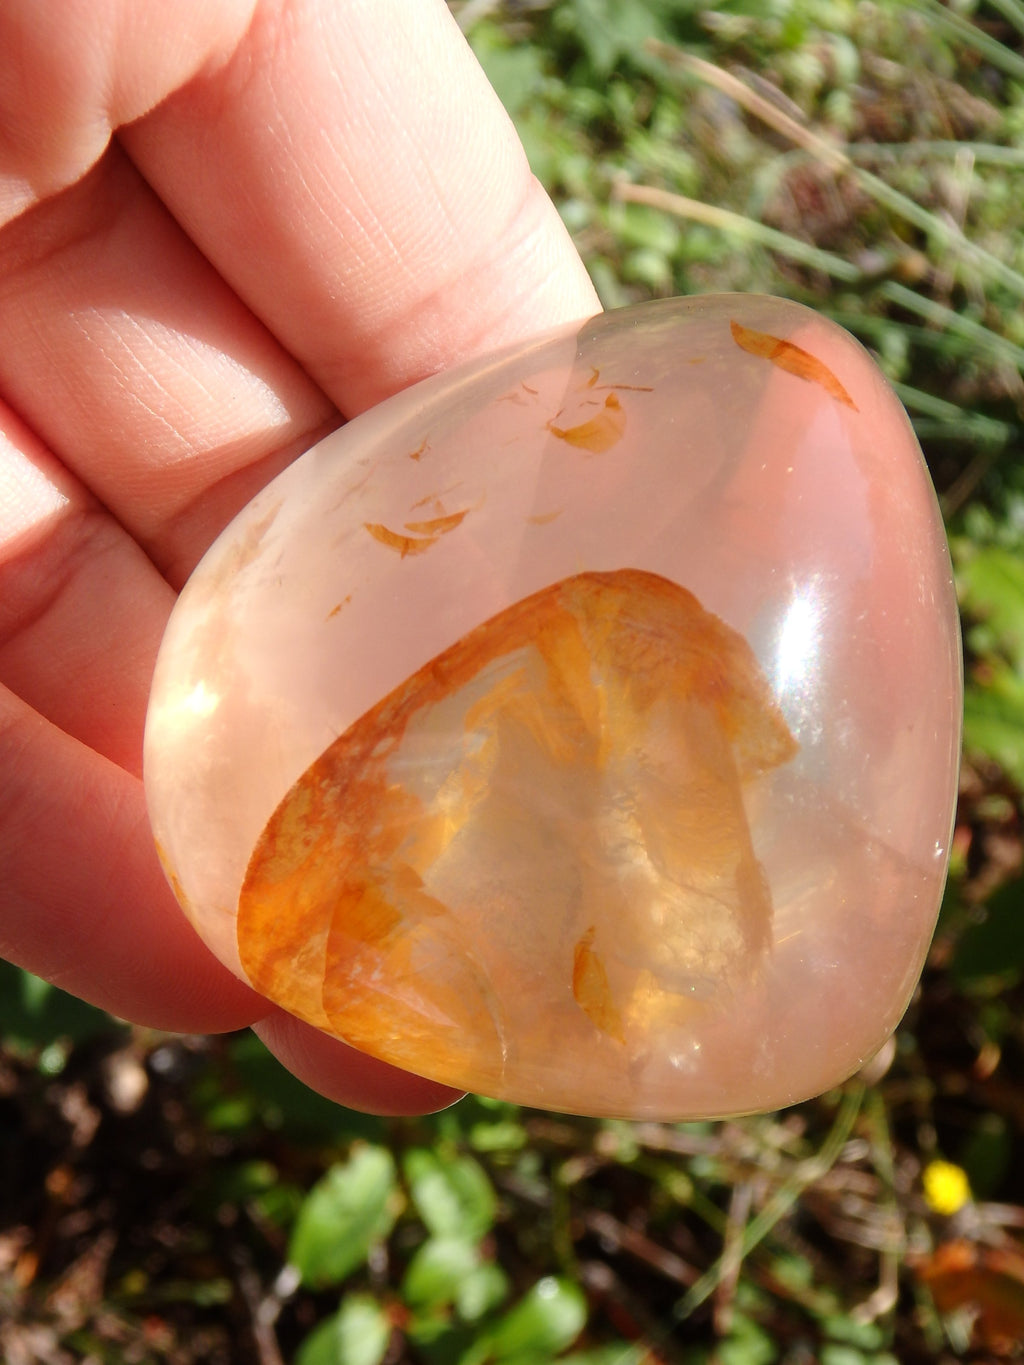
[0,682,262,1032]
[118,0,602,412]
[0,416,467,1111]
[0,398,173,771]
[1,0,597,580]
[0,0,258,224]
[252,1014,462,1116]
[0,145,335,585]
[0,652,459,1107]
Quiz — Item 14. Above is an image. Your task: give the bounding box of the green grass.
[6,3,1024,1361]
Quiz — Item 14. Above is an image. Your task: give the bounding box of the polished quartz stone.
[144,294,962,1120]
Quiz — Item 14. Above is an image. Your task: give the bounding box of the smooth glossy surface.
[144,295,962,1119]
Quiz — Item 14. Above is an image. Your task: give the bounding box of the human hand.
[0,0,599,1113]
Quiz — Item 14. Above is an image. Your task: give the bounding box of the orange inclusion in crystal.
[547,392,626,452]
[573,926,625,1043]
[403,509,470,536]
[729,319,859,411]
[237,569,797,1095]
[363,506,470,557]
[363,522,439,556]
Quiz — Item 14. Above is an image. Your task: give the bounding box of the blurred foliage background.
[5,0,1024,1360]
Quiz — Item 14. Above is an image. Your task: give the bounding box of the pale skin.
[0,0,600,1114]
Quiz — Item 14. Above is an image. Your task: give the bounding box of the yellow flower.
[923,1160,971,1216]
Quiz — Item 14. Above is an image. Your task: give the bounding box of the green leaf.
[295,1294,391,1365]
[403,1148,497,1241]
[468,1118,527,1154]
[0,960,125,1057]
[964,668,1024,789]
[717,1312,778,1365]
[565,0,668,76]
[951,876,1024,986]
[483,1277,587,1362]
[469,23,548,117]
[289,1146,400,1289]
[456,1263,512,1323]
[405,1320,479,1365]
[206,1159,279,1206]
[436,1096,525,1151]
[820,1351,869,1365]
[960,1112,1012,1198]
[823,1313,887,1349]
[607,201,682,256]
[561,1349,648,1365]
[403,1237,481,1313]
[226,1032,385,1142]
[958,545,1024,673]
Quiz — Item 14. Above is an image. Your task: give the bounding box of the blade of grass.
[940,448,1002,517]
[985,0,1024,39]
[614,183,1024,383]
[892,381,1019,448]
[851,1087,903,1324]
[874,282,1024,375]
[597,1090,865,1365]
[611,182,863,281]
[648,42,1024,304]
[906,0,1024,78]
[670,1084,865,1324]
[845,141,1024,170]
[844,171,1024,304]
[826,311,999,362]
[646,43,847,174]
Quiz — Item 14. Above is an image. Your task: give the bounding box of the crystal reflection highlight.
[774,582,824,727]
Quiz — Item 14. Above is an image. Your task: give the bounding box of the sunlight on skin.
[0,438,69,546]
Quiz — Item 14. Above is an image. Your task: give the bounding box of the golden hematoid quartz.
[144,296,962,1119]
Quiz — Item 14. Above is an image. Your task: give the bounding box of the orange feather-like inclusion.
[237,569,797,1100]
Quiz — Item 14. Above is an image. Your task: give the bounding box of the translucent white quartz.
[144,295,962,1119]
